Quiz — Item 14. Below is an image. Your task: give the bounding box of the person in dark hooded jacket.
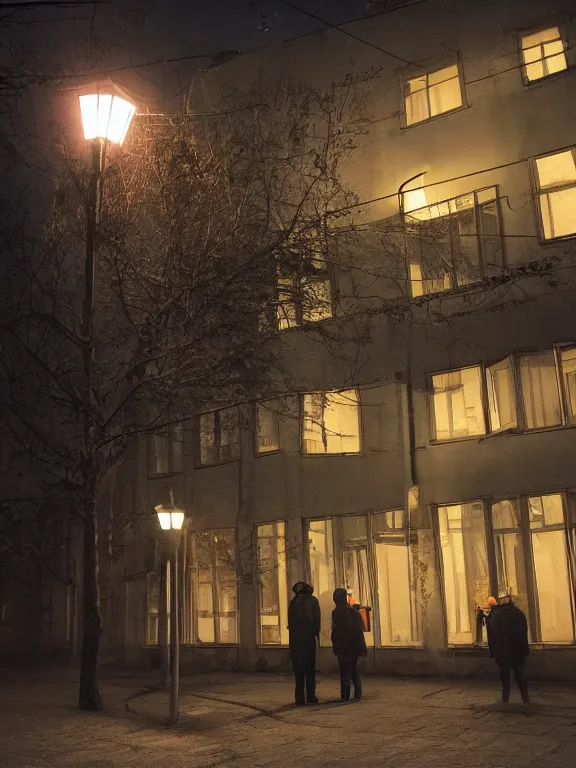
[331,588,367,701]
[485,596,529,703]
[288,582,321,705]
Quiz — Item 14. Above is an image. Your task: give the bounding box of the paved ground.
[1,665,576,768]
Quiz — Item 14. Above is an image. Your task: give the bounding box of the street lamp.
[155,489,185,726]
[76,83,136,712]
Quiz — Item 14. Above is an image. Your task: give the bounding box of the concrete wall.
[109,0,576,679]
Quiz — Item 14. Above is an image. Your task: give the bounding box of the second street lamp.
[155,490,185,726]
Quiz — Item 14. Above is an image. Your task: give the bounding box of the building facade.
[101,0,576,680]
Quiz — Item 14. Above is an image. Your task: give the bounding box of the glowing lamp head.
[79,91,136,145]
[155,503,185,531]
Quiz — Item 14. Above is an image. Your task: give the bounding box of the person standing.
[288,581,321,706]
[331,587,367,702]
[486,595,530,704]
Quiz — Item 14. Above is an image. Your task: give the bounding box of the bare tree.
[0,71,375,708]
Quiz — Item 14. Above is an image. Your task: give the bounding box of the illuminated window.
[307,512,422,649]
[535,149,576,240]
[190,531,238,644]
[438,495,576,646]
[308,519,336,646]
[404,64,462,126]
[373,511,420,646]
[519,351,562,429]
[438,502,490,645]
[302,390,360,454]
[408,187,503,297]
[486,357,517,431]
[257,522,289,644]
[521,27,567,82]
[277,259,332,330]
[431,367,485,440]
[149,422,183,476]
[198,407,240,465]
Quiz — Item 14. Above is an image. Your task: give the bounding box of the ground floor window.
[256,522,289,645]
[437,493,576,646]
[189,530,238,644]
[306,512,420,648]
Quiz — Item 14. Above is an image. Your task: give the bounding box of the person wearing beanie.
[331,587,367,702]
[288,581,321,705]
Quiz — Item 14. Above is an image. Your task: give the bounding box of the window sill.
[300,452,362,457]
[257,644,290,649]
[255,449,283,458]
[431,422,576,446]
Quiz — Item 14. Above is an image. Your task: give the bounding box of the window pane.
[146,572,159,645]
[302,278,332,323]
[151,433,170,475]
[432,368,485,439]
[257,522,288,645]
[172,422,183,472]
[199,412,216,465]
[277,291,298,330]
[428,66,462,116]
[373,511,420,646]
[452,209,480,286]
[543,39,567,74]
[519,352,562,428]
[193,533,215,643]
[536,151,576,189]
[219,407,240,462]
[527,496,573,643]
[522,26,561,49]
[560,348,576,422]
[302,390,360,454]
[308,519,335,647]
[438,502,489,645]
[479,199,502,275]
[486,357,517,431]
[215,531,237,643]
[256,401,280,453]
[405,75,429,125]
[491,501,530,625]
[540,188,576,239]
[334,515,374,646]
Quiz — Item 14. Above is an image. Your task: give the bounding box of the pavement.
[1,664,576,768]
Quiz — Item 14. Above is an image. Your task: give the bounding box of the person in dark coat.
[485,596,529,703]
[288,581,321,705]
[331,587,368,701]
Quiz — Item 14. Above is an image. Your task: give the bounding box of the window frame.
[255,520,290,646]
[531,146,576,243]
[428,364,488,443]
[400,59,466,129]
[299,389,362,456]
[148,420,184,478]
[188,528,239,646]
[517,19,570,86]
[434,492,576,647]
[429,344,576,443]
[407,185,506,298]
[305,510,422,649]
[196,406,241,468]
[276,257,335,331]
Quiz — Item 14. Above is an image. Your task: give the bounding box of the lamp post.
[76,84,136,711]
[155,489,185,726]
